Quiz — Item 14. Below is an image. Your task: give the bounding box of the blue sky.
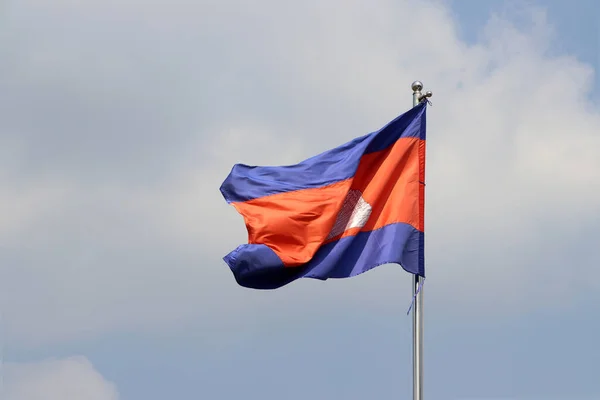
[1,1,599,399]
[451,0,599,69]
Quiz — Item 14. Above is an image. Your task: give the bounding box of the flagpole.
[411,80,431,400]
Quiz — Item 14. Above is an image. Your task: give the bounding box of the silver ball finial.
[411,81,423,92]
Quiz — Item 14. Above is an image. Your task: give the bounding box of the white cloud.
[1,0,599,345]
[3,357,119,400]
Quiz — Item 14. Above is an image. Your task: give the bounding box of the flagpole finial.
[411,81,423,92]
[412,81,433,106]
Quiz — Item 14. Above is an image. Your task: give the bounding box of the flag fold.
[220,102,427,289]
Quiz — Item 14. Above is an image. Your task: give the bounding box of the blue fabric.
[223,222,424,290]
[220,102,427,203]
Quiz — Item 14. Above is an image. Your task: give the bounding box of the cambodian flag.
[220,102,427,289]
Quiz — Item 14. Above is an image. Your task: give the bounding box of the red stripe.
[232,179,352,266]
[232,137,424,267]
[326,137,423,242]
[419,137,426,235]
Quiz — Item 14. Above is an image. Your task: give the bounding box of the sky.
[1,0,599,399]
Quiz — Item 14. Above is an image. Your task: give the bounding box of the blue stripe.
[220,102,427,203]
[223,222,424,290]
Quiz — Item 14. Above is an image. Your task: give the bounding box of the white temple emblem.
[326,190,372,240]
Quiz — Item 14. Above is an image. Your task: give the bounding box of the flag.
[220,101,427,289]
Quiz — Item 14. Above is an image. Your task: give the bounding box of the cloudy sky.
[1,0,599,399]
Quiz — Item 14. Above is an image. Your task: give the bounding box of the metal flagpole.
[411,80,431,400]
